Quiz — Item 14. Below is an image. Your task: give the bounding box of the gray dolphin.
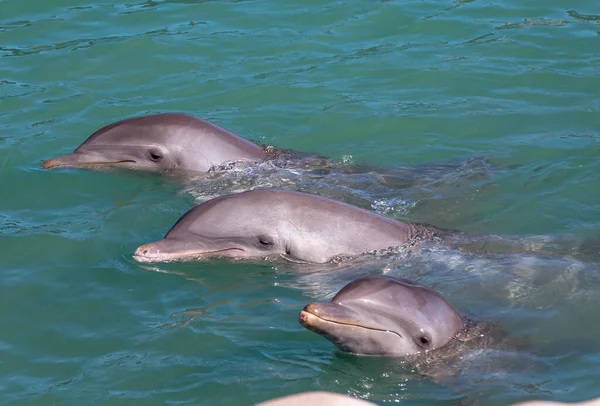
[299,275,466,356]
[42,113,267,173]
[133,189,450,264]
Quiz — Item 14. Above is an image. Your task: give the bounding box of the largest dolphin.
[42,113,267,173]
[133,189,451,264]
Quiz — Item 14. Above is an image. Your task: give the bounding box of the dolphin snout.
[301,302,352,321]
[299,302,369,329]
[135,244,153,255]
[42,152,136,169]
[132,239,246,263]
[302,303,320,315]
[41,153,90,169]
[299,304,320,326]
[133,243,162,263]
[298,303,340,329]
[298,309,319,329]
[42,156,68,169]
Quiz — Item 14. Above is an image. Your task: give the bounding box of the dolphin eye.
[418,336,430,347]
[148,149,163,162]
[258,236,274,248]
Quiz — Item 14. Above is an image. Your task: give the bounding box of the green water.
[2,0,600,404]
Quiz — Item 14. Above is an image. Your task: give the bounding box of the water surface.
[1,0,600,405]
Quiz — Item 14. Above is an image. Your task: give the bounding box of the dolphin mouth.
[132,244,245,263]
[42,154,136,169]
[299,307,402,339]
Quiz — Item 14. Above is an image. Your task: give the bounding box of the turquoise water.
[2,0,600,404]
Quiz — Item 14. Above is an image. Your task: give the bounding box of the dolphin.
[299,275,466,356]
[253,391,377,406]
[252,391,600,406]
[132,189,451,264]
[42,113,267,173]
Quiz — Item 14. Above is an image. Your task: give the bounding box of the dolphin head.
[299,275,465,356]
[133,191,296,263]
[42,113,266,173]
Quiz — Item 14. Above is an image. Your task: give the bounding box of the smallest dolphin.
[299,275,466,357]
[42,113,267,173]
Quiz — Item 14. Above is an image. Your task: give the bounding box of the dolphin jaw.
[42,153,137,169]
[132,242,246,263]
[299,307,402,338]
